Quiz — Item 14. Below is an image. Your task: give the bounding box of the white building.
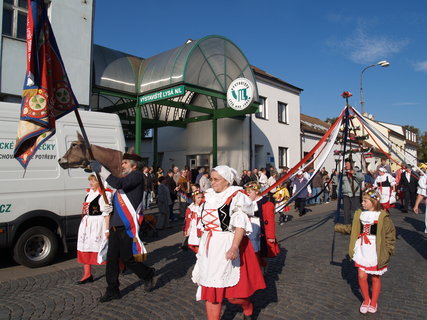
[300,114,341,173]
[0,0,93,106]
[250,66,302,171]
[137,65,303,173]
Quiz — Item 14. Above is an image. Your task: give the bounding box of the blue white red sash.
[113,190,147,261]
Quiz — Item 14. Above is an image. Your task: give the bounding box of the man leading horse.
[90,153,155,302]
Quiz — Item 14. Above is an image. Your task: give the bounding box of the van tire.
[13,226,58,268]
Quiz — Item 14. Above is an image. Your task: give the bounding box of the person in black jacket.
[398,166,419,212]
[164,170,177,221]
[91,153,155,302]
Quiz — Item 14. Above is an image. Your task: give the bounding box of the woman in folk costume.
[335,190,396,314]
[245,182,280,268]
[77,174,113,284]
[374,167,396,211]
[192,165,266,320]
[184,190,204,254]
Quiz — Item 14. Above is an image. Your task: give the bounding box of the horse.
[58,132,124,177]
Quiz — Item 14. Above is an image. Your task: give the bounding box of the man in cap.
[291,170,312,216]
[341,158,364,224]
[91,153,155,302]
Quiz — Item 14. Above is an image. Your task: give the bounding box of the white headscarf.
[212,165,240,185]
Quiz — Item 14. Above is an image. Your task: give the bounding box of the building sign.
[227,78,254,111]
[138,85,185,105]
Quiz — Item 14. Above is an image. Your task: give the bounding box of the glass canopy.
[91,35,260,161]
[137,35,258,100]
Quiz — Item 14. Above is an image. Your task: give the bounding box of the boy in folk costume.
[335,190,396,314]
[245,182,280,269]
[192,166,265,320]
[183,190,204,254]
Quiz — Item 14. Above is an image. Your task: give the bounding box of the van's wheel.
[13,226,58,268]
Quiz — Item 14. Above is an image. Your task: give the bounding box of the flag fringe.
[22,89,39,97]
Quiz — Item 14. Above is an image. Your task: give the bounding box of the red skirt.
[201,236,266,303]
[77,251,105,265]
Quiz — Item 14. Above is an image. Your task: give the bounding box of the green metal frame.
[93,35,260,167]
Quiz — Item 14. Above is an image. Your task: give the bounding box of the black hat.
[123,153,143,162]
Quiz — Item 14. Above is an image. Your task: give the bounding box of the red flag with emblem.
[14,0,79,168]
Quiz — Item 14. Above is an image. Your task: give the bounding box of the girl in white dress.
[184,190,203,253]
[76,175,112,284]
[335,189,396,314]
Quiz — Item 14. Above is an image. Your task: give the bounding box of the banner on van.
[13,0,79,169]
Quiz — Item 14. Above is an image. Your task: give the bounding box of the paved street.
[1,202,426,320]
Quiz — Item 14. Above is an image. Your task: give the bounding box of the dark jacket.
[398,171,418,193]
[143,172,153,191]
[164,175,177,201]
[107,170,144,227]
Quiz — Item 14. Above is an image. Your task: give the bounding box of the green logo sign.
[139,85,185,105]
[227,78,254,111]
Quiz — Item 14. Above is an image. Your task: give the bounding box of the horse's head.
[58,132,91,171]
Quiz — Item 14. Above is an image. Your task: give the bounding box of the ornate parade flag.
[14,0,79,168]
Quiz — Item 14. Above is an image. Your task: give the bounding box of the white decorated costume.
[192,186,253,289]
[374,170,396,209]
[191,165,266,302]
[77,188,112,264]
[352,210,387,275]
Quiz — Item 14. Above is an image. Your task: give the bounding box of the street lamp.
[360,60,390,115]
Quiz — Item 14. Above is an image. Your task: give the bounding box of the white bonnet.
[212,165,240,185]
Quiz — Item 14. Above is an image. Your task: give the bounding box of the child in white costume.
[77,174,112,284]
[335,189,396,314]
[184,190,203,253]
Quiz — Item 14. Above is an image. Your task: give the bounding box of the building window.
[278,102,288,124]
[278,147,288,168]
[2,0,28,40]
[255,96,267,119]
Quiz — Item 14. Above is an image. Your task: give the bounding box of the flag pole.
[74,109,109,204]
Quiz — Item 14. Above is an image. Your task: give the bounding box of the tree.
[325,117,338,124]
[419,131,427,162]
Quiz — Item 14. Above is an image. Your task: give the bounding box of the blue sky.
[94,0,427,133]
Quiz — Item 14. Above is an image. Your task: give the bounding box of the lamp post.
[360,60,390,115]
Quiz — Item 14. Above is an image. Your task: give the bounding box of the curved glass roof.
[93,36,258,100]
[137,35,258,99]
[93,45,142,94]
[92,36,260,131]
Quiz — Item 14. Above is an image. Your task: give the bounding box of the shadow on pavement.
[149,243,196,290]
[221,248,288,320]
[331,255,363,303]
[279,212,334,243]
[0,242,78,269]
[404,216,426,233]
[119,243,196,298]
[395,225,427,261]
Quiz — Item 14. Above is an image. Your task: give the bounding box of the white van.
[0,102,126,267]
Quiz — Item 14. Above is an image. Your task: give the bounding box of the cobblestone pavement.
[1,203,426,320]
